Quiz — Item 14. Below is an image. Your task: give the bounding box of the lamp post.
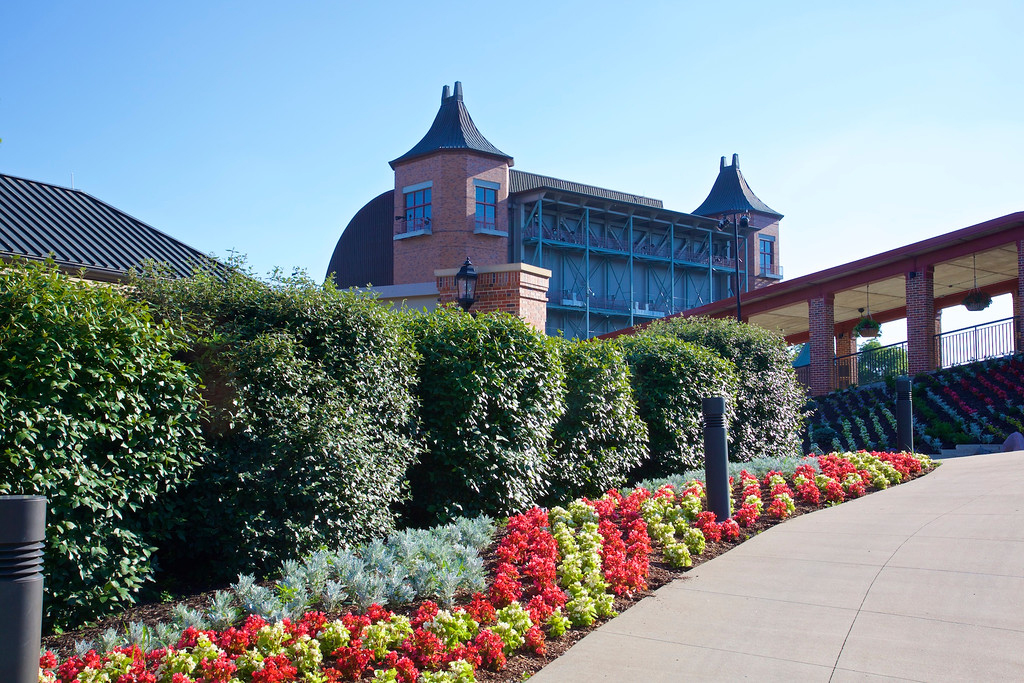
[454,257,478,313]
[718,213,749,322]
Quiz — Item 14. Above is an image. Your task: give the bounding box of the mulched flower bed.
[41,451,935,683]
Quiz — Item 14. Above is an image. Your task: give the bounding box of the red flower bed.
[40,450,935,683]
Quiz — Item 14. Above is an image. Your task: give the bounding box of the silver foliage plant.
[71,515,496,655]
[228,513,496,616]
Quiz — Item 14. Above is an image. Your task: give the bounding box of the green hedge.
[405,307,564,524]
[616,334,738,478]
[0,259,205,629]
[545,338,648,503]
[131,265,421,583]
[646,316,806,461]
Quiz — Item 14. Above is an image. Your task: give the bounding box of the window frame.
[396,182,432,240]
[472,179,506,236]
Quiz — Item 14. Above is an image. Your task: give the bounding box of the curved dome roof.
[327,190,394,288]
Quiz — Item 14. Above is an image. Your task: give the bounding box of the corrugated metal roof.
[509,170,664,208]
[327,190,394,288]
[0,173,216,279]
[692,154,783,219]
[390,82,512,168]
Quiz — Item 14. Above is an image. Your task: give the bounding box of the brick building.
[328,82,784,337]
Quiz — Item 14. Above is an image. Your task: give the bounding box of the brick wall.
[808,294,835,396]
[906,266,937,375]
[704,211,781,292]
[436,262,551,332]
[750,215,781,290]
[835,330,858,388]
[393,151,510,284]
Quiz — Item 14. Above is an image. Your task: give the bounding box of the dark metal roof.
[692,154,783,219]
[0,173,216,280]
[509,169,664,209]
[327,190,394,288]
[390,82,512,168]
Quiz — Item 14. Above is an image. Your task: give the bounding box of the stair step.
[939,444,1002,458]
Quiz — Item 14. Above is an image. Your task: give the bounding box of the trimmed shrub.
[616,334,738,478]
[405,307,564,524]
[0,259,205,629]
[646,316,806,461]
[545,338,648,503]
[130,264,420,583]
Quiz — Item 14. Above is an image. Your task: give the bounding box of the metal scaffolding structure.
[512,188,750,338]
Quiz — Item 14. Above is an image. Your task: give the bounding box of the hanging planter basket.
[853,317,881,338]
[962,290,992,312]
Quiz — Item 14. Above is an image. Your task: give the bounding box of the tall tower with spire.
[389,82,514,285]
[693,154,784,290]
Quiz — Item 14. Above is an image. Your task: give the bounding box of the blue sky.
[2,1,1020,340]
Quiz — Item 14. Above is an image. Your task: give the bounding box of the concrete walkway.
[531,451,1024,682]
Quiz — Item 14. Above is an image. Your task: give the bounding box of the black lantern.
[455,258,478,312]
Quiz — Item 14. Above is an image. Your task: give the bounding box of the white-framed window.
[473,179,505,235]
[396,181,432,240]
[759,235,777,276]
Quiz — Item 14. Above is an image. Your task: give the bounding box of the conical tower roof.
[693,154,782,219]
[390,82,512,168]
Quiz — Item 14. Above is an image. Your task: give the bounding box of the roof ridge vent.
[441,84,451,102]
[453,81,463,101]
[732,153,740,169]
[720,156,726,170]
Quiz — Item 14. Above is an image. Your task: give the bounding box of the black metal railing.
[397,217,431,235]
[937,317,1014,367]
[834,340,909,388]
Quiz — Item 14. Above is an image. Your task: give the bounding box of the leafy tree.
[0,259,205,629]
[404,307,564,524]
[644,316,806,462]
[130,262,421,583]
[857,338,908,385]
[545,338,648,503]
[616,333,738,478]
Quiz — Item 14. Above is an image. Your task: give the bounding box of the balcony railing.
[822,317,1016,390]
[394,216,432,238]
[937,317,1014,367]
[759,263,784,278]
[522,224,738,268]
[834,340,909,389]
[547,291,668,317]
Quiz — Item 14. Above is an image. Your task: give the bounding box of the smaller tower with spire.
[693,154,784,290]
[389,82,514,285]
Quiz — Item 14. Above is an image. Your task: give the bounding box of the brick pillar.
[436,262,551,332]
[906,265,937,376]
[808,294,836,396]
[1016,240,1024,352]
[835,330,858,389]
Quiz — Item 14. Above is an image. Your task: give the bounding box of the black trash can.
[0,495,47,683]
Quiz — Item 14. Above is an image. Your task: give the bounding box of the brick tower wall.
[393,151,510,285]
